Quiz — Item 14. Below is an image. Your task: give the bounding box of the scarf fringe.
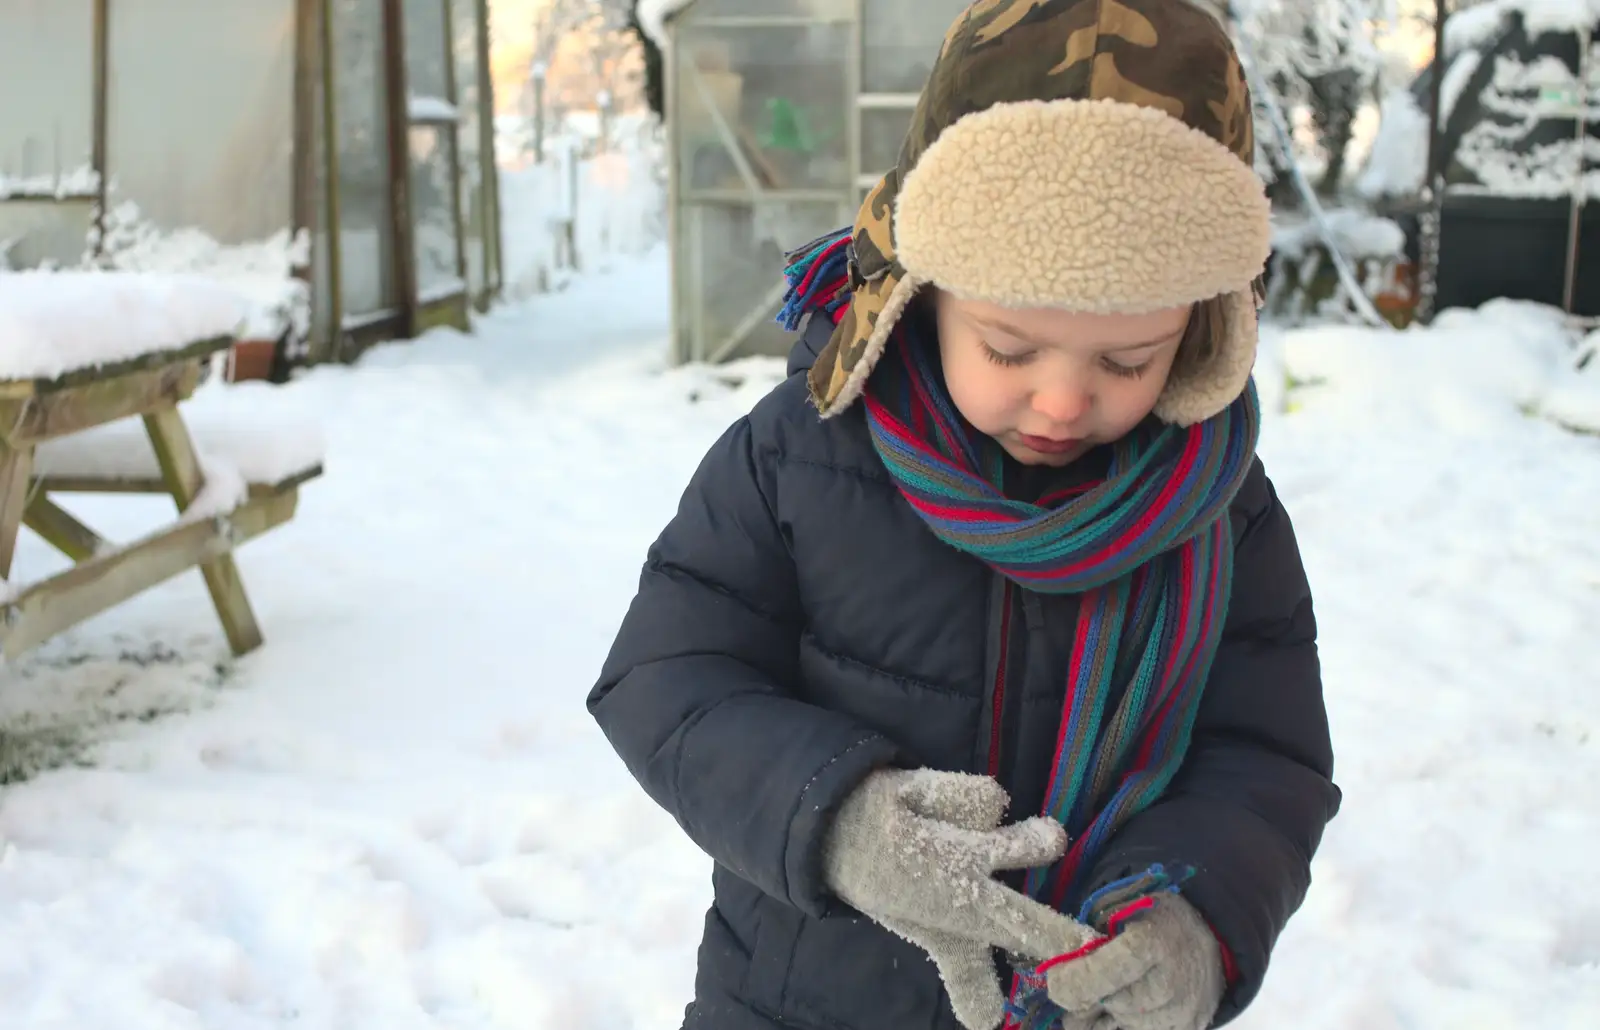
[1003,864,1193,1030]
[776,226,855,330]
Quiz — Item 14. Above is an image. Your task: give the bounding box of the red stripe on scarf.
[994,435,1206,588]
[1041,424,1207,583]
[904,496,1005,524]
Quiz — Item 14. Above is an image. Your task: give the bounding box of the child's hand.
[1042,893,1224,1030]
[822,768,1096,1030]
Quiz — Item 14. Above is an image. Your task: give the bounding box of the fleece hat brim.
[807,0,1271,428]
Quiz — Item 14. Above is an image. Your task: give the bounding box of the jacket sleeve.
[588,410,902,917]
[1078,458,1342,1025]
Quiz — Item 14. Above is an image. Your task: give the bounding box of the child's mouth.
[1018,433,1084,455]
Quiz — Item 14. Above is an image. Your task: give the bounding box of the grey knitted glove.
[1043,893,1225,1030]
[822,769,1098,1030]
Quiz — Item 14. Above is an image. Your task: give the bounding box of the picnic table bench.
[0,272,322,661]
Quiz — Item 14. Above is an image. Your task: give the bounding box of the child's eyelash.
[981,341,1152,378]
[1100,357,1152,379]
[981,342,1031,367]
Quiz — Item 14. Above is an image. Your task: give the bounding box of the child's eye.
[981,342,1032,367]
[1100,355,1152,379]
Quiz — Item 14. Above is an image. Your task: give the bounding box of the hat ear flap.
[1153,289,1258,427]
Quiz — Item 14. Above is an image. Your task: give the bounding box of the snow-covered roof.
[0,271,246,382]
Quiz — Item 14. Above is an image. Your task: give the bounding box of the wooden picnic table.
[0,336,321,661]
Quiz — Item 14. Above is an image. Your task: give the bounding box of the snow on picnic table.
[0,271,245,382]
[0,248,1597,1029]
[30,380,328,494]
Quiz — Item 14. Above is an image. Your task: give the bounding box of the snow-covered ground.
[1,249,1598,1028]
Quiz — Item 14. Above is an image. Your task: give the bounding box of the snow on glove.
[822,768,1099,1030]
[1043,893,1224,1030]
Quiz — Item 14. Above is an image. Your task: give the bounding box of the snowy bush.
[87,202,311,345]
[1455,43,1600,198]
[1267,209,1412,326]
[1360,0,1600,201]
[1355,88,1432,198]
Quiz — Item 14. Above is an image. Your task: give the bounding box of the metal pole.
[665,21,685,365]
[380,0,418,338]
[847,0,863,215]
[1414,0,1450,325]
[90,0,109,258]
[1422,0,1448,200]
[1562,23,1591,314]
[319,0,345,359]
[532,62,547,164]
[477,0,503,300]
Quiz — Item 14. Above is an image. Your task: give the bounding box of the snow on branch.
[1456,43,1600,196]
[1230,0,1393,194]
[636,0,695,48]
[1447,0,1600,58]
[1232,0,1389,84]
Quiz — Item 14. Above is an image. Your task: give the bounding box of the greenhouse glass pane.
[686,0,853,20]
[862,0,971,94]
[452,0,487,297]
[676,23,851,192]
[0,1,95,192]
[410,123,462,297]
[403,0,451,101]
[859,106,912,178]
[331,0,399,318]
[105,0,295,243]
[678,198,850,360]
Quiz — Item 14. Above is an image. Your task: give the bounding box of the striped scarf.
[780,230,1260,1029]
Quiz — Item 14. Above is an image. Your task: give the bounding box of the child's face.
[933,291,1191,467]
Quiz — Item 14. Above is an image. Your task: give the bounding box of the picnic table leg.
[0,439,34,581]
[142,405,265,656]
[23,494,105,562]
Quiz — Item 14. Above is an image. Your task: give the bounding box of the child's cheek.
[946,361,1016,437]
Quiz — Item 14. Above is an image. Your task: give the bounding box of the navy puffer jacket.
[589,313,1340,1030]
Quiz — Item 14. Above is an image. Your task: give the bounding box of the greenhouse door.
[330,0,405,339]
[399,0,470,335]
[322,0,470,348]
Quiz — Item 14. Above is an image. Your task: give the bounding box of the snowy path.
[0,250,1597,1028]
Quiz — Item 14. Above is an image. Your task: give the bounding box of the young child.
[589,3,1340,1030]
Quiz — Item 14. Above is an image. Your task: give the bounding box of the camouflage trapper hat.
[808,0,1271,427]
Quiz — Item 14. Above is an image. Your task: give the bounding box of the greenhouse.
[0,0,503,370]
[654,0,971,363]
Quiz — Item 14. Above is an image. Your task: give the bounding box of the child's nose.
[1032,381,1091,425]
